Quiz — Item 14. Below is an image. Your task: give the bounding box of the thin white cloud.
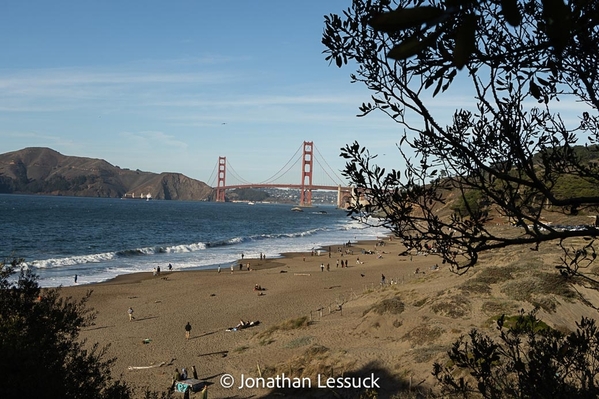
[0,71,230,93]
[0,130,78,152]
[0,65,240,109]
[120,130,189,151]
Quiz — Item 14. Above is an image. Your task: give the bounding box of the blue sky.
[2,2,584,187]
[2,0,415,186]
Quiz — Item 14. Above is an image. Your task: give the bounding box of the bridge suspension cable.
[258,142,304,184]
[226,160,252,185]
[207,161,218,187]
[313,144,346,186]
[213,140,353,207]
[214,141,349,188]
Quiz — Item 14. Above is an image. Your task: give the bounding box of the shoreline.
[76,238,387,288]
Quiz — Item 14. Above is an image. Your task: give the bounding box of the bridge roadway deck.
[220,184,349,191]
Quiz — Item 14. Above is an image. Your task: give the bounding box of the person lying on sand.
[226,320,260,332]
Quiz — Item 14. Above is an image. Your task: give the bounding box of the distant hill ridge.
[0,147,213,200]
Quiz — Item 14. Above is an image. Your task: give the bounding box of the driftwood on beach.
[198,350,228,357]
[128,361,166,370]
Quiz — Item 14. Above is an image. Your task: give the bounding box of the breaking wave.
[23,227,342,270]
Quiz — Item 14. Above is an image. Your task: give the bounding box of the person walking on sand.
[128,307,134,321]
[185,322,192,339]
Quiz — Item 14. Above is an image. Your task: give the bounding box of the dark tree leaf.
[389,34,437,60]
[453,15,477,69]
[501,0,522,26]
[369,6,445,33]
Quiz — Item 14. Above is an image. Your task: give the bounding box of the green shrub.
[364,297,405,316]
[434,310,599,398]
[0,259,134,399]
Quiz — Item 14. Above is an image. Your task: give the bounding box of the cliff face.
[0,147,214,201]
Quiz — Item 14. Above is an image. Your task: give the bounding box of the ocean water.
[0,194,388,287]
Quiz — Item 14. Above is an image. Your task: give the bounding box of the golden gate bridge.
[208,141,353,207]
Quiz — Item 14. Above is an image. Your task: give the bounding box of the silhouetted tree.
[0,258,132,399]
[322,0,599,278]
[433,310,599,398]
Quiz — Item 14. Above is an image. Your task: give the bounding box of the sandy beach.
[60,238,433,398]
[60,233,598,398]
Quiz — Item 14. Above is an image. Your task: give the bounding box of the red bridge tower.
[215,156,226,202]
[299,141,313,207]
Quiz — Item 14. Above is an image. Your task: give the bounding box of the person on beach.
[168,263,173,271]
[192,365,198,380]
[174,368,182,381]
[185,322,192,339]
[128,307,134,321]
[381,274,386,285]
[320,263,324,272]
[181,368,188,379]
[156,266,160,275]
[230,264,234,273]
[74,274,77,283]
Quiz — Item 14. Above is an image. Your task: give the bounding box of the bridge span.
[213,141,354,207]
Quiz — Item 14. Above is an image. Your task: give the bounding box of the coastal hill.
[0,147,213,200]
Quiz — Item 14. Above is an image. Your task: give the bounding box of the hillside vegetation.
[0,147,213,201]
